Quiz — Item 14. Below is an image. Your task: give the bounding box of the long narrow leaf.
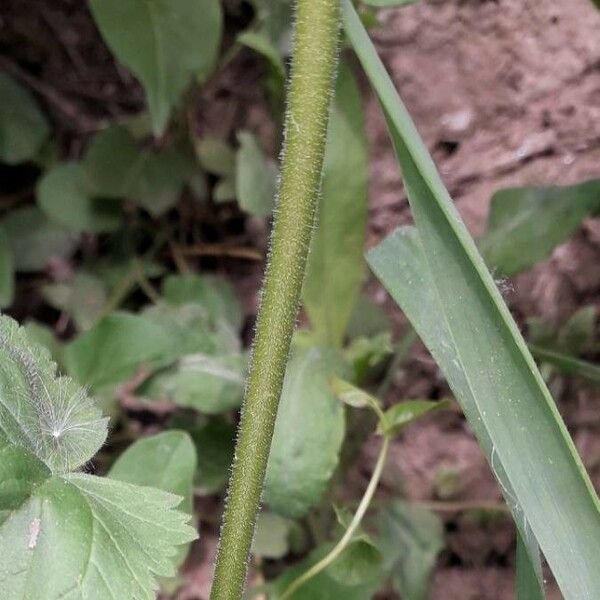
[343,2,600,598]
[367,226,545,597]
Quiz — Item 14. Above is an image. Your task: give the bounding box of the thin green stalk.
[279,436,391,599]
[210,2,341,599]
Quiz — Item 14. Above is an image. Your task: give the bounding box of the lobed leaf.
[0,315,107,473]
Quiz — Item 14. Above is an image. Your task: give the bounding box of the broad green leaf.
[0,315,107,473]
[189,418,235,494]
[479,180,600,276]
[65,312,176,390]
[264,347,345,518]
[235,131,278,217]
[345,5,599,596]
[0,72,49,164]
[377,501,444,600]
[252,512,292,559]
[271,543,382,600]
[142,302,240,357]
[89,0,222,134]
[0,469,196,600]
[194,138,236,177]
[327,539,383,587]
[303,63,368,348]
[109,431,196,566]
[378,399,450,437]
[0,226,14,308]
[162,273,243,331]
[214,178,236,203]
[43,271,108,331]
[2,206,77,272]
[37,163,121,232]
[145,353,246,414]
[109,431,196,513]
[83,126,188,215]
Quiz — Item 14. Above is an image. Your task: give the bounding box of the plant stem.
[279,436,391,599]
[209,2,341,599]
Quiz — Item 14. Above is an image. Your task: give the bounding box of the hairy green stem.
[279,436,391,599]
[209,1,341,598]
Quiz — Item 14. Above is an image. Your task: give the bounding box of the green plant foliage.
[43,272,108,331]
[0,226,14,309]
[65,312,176,391]
[142,302,240,357]
[195,138,236,177]
[252,512,293,559]
[271,544,382,600]
[303,64,368,348]
[83,125,190,215]
[378,399,450,437]
[530,345,600,385]
[0,315,107,472]
[21,321,64,372]
[2,206,77,273]
[479,180,600,276]
[236,131,278,217]
[146,353,246,414]
[37,163,122,232]
[0,316,196,599]
[346,3,600,595]
[343,332,392,383]
[263,347,346,518]
[0,72,49,164]
[162,274,243,330]
[88,0,222,134]
[189,418,236,494]
[377,501,444,600]
[108,430,197,566]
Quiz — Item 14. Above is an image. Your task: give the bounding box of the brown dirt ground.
[3,0,600,598]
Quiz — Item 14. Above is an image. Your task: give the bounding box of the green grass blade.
[517,529,545,600]
[343,2,600,597]
[367,226,545,598]
[530,345,600,385]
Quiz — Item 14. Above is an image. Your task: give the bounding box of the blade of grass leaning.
[530,344,600,385]
[343,2,600,597]
[517,529,545,600]
[367,226,545,598]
